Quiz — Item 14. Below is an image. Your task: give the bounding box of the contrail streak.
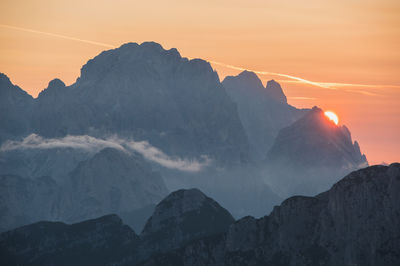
[207,60,399,96]
[207,60,332,89]
[0,24,115,48]
[276,79,400,89]
[1,24,397,96]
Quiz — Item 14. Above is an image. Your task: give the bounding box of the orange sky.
[0,0,399,164]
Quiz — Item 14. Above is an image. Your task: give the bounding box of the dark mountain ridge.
[1,164,399,266]
[142,163,399,266]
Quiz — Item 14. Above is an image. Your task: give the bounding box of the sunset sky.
[0,0,399,164]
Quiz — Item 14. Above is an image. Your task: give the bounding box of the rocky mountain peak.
[223,70,264,92]
[266,106,368,197]
[78,41,184,83]
[0,72,11,84]
[37,78,66,99]
[266,79,287,103]
[0,73,32,99]
[48,78,66,89]
[222,71,306,159]
[140,188,234,254]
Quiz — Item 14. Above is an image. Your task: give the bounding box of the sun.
[324,111,339,125]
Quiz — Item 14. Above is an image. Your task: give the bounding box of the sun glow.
[324,111,339,125]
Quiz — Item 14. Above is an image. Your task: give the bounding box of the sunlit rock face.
[265,106,368,198]
[29,42,250,165]
[222,71,307,159]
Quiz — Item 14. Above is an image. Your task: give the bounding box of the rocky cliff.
[142,163,400,266]
[222,71,307,159]
[265,106,368,198]
[1,164,399,266]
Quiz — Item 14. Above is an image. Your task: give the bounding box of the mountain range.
[1,164,398,266]
[0,41,368,232]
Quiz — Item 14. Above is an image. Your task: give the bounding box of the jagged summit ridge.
[265,106,368,197]
[266,79,287,103]
[22,41,250,164]
[222,71,307,158]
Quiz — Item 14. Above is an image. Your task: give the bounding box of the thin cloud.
[208,60,398,97]
[125,141,210,172]
[0,134,210,172]
[0,134,125,152]
[208,60,332,89]
[276,79,399,89]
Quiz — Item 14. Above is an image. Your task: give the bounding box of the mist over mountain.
[29,42,250,165]
[142,163,400,266]
[0,147,168,233]
[264,106,368,198]
[1,164,398,266]
[0,41,370,235]
[62,148,168,222]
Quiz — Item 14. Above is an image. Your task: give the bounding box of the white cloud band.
[0,134,209,172]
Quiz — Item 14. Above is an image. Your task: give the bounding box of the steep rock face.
[0,215,139,266]
[141,163,400,266]
[0,73,33,143]
[265,106,368,197]
[0,148,169,232]
[31,42,250,165]
[0,174,60,232]
[222,71,306,159]
[140,188,234,255]
[59,148,169,223]
[321,164,400,265]
[1,165,399,265]
[0,147,91,184]
[265,79,287,103]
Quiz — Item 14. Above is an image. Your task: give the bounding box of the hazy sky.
[0,0,399,164]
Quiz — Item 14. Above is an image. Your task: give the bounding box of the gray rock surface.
[265,106,368,198]
[222,71,307,159]
[1,164,399,265]
[63,148,168,223]
[0,73,33,144]
[140,188,234,256]
[142,163,400,266]
[0,174,60,232]
[0,148,168,232]
[0,214,140,266]
[28,42,250,165]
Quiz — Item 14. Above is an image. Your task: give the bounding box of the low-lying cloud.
[0,134,210,172]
